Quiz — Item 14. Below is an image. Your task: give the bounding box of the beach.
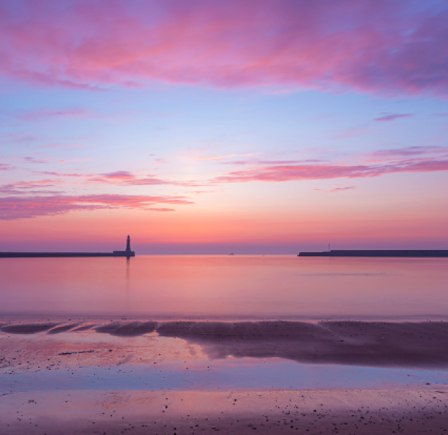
[2,318,448,434]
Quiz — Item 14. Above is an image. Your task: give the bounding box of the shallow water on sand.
[1,255,447,320]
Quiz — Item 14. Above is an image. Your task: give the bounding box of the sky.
[0,0,448,254]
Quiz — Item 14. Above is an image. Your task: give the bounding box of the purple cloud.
[0,194,193,220]
[367,146,448,159]
[213,159,448,184]
[0,1,447,96]
[314,186,356,193]
[16,107,89,121]
[23,156,49,164]
[374,114,413,122]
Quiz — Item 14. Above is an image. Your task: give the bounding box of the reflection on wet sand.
[3,319,448,367]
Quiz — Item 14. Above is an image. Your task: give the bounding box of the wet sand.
[2,389,448,434]
[2,319,448,434]
[3,319,448,367]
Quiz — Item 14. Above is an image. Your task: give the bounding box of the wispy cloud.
[34,171,92,178]
[23,156,49,164]
[213,159,448,184]
[0,133,38,144]
[32,169,177,186]
[0,163,12,171]
[2,180,62,189]
[221,159,323,166]
[314,186,356,193]
[364,146,448,162]
[189,154,243,161]
[0,179,64,195]
[374,114,413,122]
[88,171,173,186]
[16,107,89,121]
[0,194,193,220]
[2,1,446,96]
[99,171,136,180]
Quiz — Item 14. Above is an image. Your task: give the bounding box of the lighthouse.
[112,236,135,257]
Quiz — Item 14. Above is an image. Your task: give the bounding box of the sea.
[1,255,447,320]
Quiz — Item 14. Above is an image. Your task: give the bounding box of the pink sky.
[0,0,447,253]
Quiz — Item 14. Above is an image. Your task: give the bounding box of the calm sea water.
[1,255,447,320]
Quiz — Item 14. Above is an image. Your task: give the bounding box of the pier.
[298,250,448,257]
[0,236,135,258]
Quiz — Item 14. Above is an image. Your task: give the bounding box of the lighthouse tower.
[113,236,135,257]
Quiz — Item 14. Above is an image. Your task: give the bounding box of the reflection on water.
[2,331,448,394]
[0,255,447,320]
[4,356,448,394]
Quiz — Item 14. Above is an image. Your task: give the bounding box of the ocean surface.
[1,255,447,320]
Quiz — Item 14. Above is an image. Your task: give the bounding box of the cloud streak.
[16,107,89,121]
[314,186,356,193]
[0,194,193,220]
[365,146,448,161]
[23,156,49,164]
[374,114,413,122]
[214,159,448,184]
[0,1,447,95]
[89,171,171,186]
[31,169,205,187]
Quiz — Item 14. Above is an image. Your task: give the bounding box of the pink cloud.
[214,159,448,184]
[314,186,356,193]
[16,107,89,121]
[0,1,447,95]
[0,133,38,144]
[0,163,11,171]
[35,171,93,178]
[23,156,49,164]
[362,146,448,162]
[4,180,62,189]
[374,114,413,122]
[88,172,170,186]
[0,194,193,220]
[146,208,175,212]
[85,170,204,187]
[33,169,185,186]
[0,179,64,196]
[222,159,324,166]
[100,171,136,180]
